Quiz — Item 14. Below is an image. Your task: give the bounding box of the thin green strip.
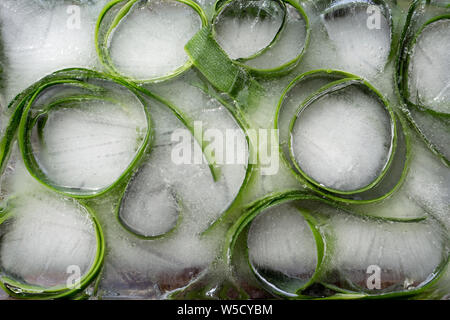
[185,26,264,108]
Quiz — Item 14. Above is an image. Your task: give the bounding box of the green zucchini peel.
[0,68,152,198]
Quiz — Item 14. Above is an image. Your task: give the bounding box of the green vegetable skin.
[0,0,448,299]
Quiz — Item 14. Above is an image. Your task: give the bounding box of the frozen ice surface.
[277,74,342,160]
[0,157,98,290]
[95,190,219,297]
[403,137,450,228]
[0,0,448,299]
[408,19,450,113]
[120,83,248,233]
[326,213,446,291]
[248,203,317,281]
[109,0,202,80]
[146,78,249,219]
[214,0,285,60]
[409,106,450,161]
[341,129,449,221]
[291,84,393,191]
[195,0,216,19]
[119,143,224,234]
[98,86,248,296]
[0,0,107,102]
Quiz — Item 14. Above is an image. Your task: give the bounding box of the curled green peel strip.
[0,198,105,300]
[276,70,410,203]
[225,190,449,299]
[211,0,311,76]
